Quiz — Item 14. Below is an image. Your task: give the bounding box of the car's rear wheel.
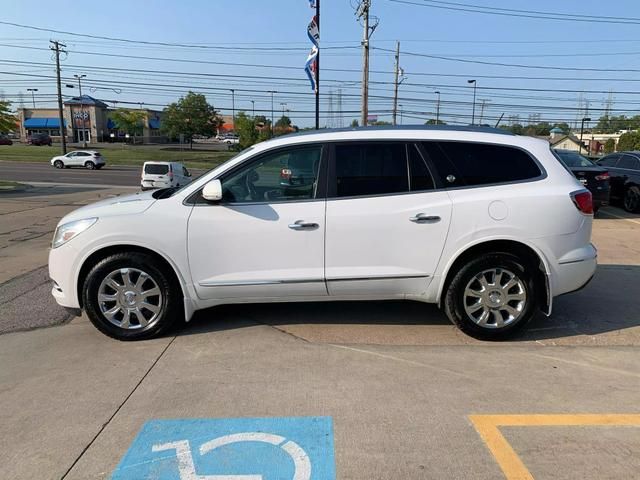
[53,160,64,169]
[85,161,96,170]
[95,165,103,170]
[623,186,640,213]
[83,252,183,340]
[444,253,537,340]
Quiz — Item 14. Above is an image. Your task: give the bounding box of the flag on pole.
[304,8,319,92]
[308,0,316,8]
[307,15,319,48]
[305,46,318,92]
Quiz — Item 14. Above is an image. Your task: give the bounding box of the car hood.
[57,190,157,225]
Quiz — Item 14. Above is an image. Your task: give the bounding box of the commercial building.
[16,95,165,144]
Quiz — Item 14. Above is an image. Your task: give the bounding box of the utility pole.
[268,90,276,137]
[74,74,86,147]
[230,89,235,131]
[315,0,320,130]
[358,0,371,126]
[26,88,38,108]
[50,40,67,155]
[392,41,401,126]
[468,79,477,126]
[434,91,441,124]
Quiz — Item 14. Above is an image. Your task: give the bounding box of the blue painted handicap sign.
[112,416,335,480]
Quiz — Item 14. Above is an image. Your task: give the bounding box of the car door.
[325,142,452,297]
[65,152,78,165]
[187,143,328,300]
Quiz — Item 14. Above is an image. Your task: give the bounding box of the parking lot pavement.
[0,185,639,479]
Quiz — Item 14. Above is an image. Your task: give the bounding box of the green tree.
[110,108,146,138]
[350,119,359,127]
[0,100,14,133]
[275,115,291,128]
[425,119,446,125]
[617,131,640,151]
[369,120,392,126]
[234,112,258,149]
[162,92,219,149]
[603,138,616,154]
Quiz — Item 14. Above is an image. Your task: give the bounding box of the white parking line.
[598,209,640,226]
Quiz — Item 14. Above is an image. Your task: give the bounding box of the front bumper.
[49,243,81,310]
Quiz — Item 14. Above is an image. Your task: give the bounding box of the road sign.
[112,417,335,480]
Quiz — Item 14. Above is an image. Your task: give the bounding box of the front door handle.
[410,213,441,223]
[288,220,319,230]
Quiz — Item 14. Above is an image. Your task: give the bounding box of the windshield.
[144,164,170,175]
[554,150,595,168]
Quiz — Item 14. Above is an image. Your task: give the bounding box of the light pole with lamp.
[230,89,235,132]
[580,117,591,155]
[26,88,38,108]
[434,91,441,124]
[74,74,87,147]
[268,91,277,137]
[250,100,255,118]
[467,79,477,126]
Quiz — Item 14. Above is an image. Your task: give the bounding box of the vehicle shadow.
[179,264,640,343]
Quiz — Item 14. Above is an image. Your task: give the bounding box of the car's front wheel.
[85,161,96,170]
[53,160,64,169]
[444,253,537,340]
[82,252,183,340]
[623,186,640,213]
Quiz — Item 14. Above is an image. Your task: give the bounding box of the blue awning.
[148,118,161,129]
[24,118,66,128]
[107,118,117,129]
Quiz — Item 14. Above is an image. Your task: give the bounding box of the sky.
[2,0,640,128]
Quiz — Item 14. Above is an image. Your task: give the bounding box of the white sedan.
[51,151,106,170]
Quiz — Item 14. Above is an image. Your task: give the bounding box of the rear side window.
[145,164,169,175]
[334,143,408,197]
[618,155,640,170]
[408,144,435,191]
[598,155,620,167]
[424,141,541,186]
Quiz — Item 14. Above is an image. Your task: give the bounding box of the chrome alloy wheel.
[97,268,163,329]
[463,268,527,329]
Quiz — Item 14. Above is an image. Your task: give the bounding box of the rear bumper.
[553,243,597,296]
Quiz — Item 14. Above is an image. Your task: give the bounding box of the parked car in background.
[553,149,610,214]
[51,151,105,170]
[141,161,192,191]
[49,126,596,341]
[28,133,52,146]
[222,134,239,145]
[0,135,12,145]
[596,151,640,212]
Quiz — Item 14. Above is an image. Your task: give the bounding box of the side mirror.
[202,179,223,202]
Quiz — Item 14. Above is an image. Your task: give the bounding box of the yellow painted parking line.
[598,209,640,225]
[469,414,640,480]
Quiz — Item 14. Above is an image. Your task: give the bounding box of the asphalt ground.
[0,161,206,187]
[0,185,639,479]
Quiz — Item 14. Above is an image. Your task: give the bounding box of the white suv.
[49,127,597,341]
[51,150,106,170]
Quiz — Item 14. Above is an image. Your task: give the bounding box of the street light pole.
[250,100,255,118]
[74,74,87,147]
[468,79,477,126]
[434,91,441,124]
[230,89,235,131]
[268,91,276,137]
[26,88,38,108]
[580,117,591,155]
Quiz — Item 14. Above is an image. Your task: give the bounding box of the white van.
[141,161,192,191]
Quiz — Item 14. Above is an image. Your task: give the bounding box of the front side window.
[434,141,542,186]
[221,145,322,203]
[334,143,408,197]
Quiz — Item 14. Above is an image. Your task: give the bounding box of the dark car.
[28,133,52,146]
[554,149,610,213]
[597,151,640,212]
[0,135,12,145]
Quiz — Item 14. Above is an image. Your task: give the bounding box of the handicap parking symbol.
[111,416,335,480]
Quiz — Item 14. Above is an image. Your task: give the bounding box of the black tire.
[82,252,183,341]
[95,165,103,170]
[444,253,538,341]
[85,161,96,170]
[54,160,64,169]
[623,186,640,213]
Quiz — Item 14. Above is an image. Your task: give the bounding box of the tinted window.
[408,144,435,191]
[618,155,640,170]
[222,145,322,203]
[334,143,408,197]
[598,155,620,167]
[145,164,169,175]
[555,150,594,168]
[434,141,541,186]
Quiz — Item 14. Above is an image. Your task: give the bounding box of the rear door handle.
[288,220,319,230]
[410,213,441,223]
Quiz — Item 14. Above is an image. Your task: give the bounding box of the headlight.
[52,218,98,249]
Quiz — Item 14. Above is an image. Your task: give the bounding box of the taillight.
[595,172,609,181]
[280,168,292,180]
[571,190,593,215]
